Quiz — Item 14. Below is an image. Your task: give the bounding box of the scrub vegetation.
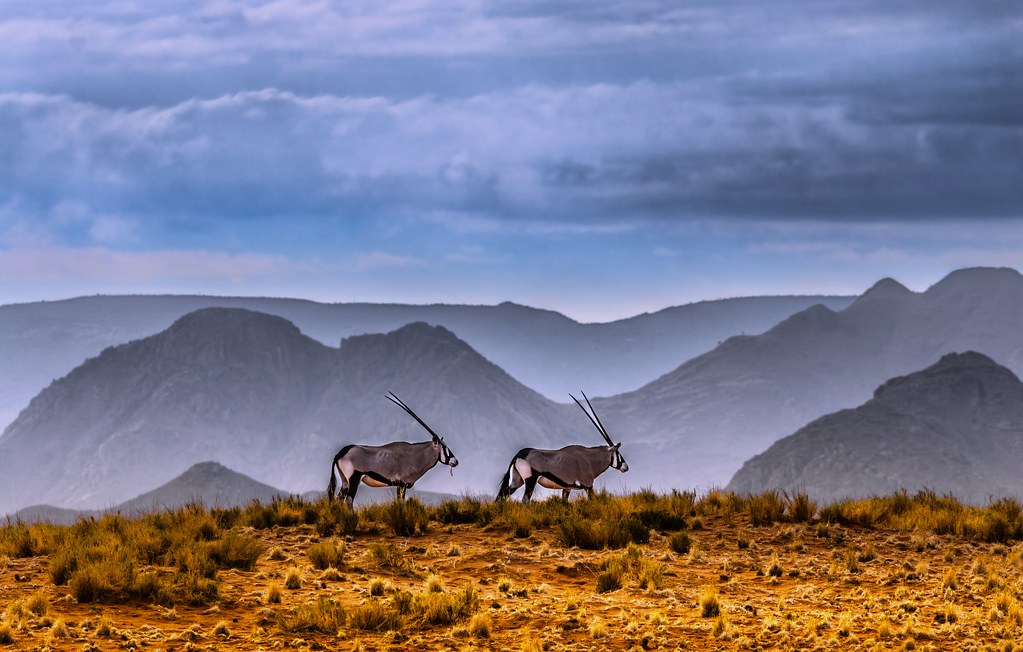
[3,490,1023,649]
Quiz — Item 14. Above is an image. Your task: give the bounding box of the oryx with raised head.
[327,392,458,508]
[497,392,628,504]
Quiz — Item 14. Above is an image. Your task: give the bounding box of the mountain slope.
[0,293,854,427]
[0,308,335,512]
[726,352,1023,501]
[595,267,1023,490]
[0,310,583,513]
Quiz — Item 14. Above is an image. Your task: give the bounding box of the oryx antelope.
[327,392,458,508]
[497,392,628,504]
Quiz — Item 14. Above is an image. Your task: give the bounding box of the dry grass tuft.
[284,566,303,590]
[306,539,345,570]
[700,586,720,618]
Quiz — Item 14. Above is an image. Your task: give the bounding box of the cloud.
[351,251,428,271]
[0,247,310,283]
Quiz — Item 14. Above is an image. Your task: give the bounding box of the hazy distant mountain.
[0,309,579,513]
[0,293,853,428]
[12,461,289,523]
[726,352,1023,502]
[117,461,287,513]
[595,267,1023,491]
[11,461,466,523]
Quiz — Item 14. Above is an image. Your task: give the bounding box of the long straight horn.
[386,392,441,440]
[581,392,614,443]
[570,392,614,446]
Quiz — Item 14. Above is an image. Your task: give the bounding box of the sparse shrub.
[48,618,70,640]
[95,618,115,637]
[284,566,303,590]
[700,587,720,618]
[175,570,220,605]
[25,591,48,617]
[406,585,479,626]
[468,613,492,638]
[315,499,359,537]
[348,600,402,632]
[279,597,347,634]
[557,513,647,549]
[595,567,623,594]
[434,497,486,525]
[637,560,665,590]
[596,547,641,593]
[381,499,430,537]
[207,530,264,570]
[69,554,135,603]
[368,542,417,576]
[369,578,389,596]
[844,550,860,574]
[767,553,783,577]
[632,489,689,531]
[268,546,286,561]
[265,581,282,604]
[321,566,344,581]
[425,574,445,593]
[307,539,345,570]
[259,496,311,528]
[747,490,785,526]
[785,490,817,523]
[941,567,958,590]
[135,571,173,605]
[0,622,14,644]
[668,532,692,555]
[212,620,231,637]
[857,543,877,563]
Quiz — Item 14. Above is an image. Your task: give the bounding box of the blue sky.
[0,0,1020,320]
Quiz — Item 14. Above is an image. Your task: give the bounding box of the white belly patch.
[537,477,570,490]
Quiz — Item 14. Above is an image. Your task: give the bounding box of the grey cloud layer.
[0,0,1019,242]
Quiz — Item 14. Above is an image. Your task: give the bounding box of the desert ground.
[2,492,1023,651]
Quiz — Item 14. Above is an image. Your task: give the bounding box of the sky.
[0,0,1020,321]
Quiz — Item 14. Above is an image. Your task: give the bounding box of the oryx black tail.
[497,459,515,500]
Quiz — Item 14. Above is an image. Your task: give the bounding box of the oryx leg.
[343,472,363,509]
[396,484,408,502]
[562,488,571,501]
[523,475,538,505]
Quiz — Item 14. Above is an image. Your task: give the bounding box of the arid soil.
[2,511,1022,651]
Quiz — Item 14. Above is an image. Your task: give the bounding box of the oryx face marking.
[434,437,458,467]
[609,443,628,472]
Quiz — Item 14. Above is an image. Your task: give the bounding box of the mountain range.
[727,352,1023,502]
[0,310,578,513]
[593,267,1023,491]
[0,294,853,429]
[2,266,1023,514]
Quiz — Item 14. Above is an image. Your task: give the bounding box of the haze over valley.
[3,267,1023,515]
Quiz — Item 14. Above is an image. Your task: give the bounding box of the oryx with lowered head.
[327,392,458,508]
[497,392,628,504]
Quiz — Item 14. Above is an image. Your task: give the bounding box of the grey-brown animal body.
[497,392,628,504]
[327,393,457,507]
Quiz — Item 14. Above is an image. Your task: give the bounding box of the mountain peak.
[928,267,1023,294]
[167,307,302,337]
[728,351,1023,501]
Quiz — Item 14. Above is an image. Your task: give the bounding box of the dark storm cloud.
[0,0,1019,250]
